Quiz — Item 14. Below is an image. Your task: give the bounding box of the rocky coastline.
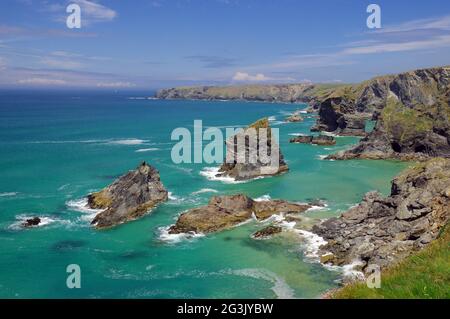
[312,158,450,274]
[156,66,450,161]
[63,66,449,294]
[168,194,311,235]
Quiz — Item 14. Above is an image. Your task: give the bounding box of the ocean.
[0,91,409,298]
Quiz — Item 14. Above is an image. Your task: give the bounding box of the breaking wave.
[223,268,295,299]
[66,198,103,222]
[157,226,204,244]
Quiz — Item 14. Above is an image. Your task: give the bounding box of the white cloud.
[96,81,136,88]
[341,35,450,55]
[40,57,85,69]
[232,72,271,82]
[17,78,67,86]
[75,0,117,21]
[231,14,450,78]
[375,14,450,34]
[0,57,6,69]
[231,71,297,83]
[50,50,83,58]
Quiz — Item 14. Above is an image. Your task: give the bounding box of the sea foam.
[157,226,204,244]
[199,167,244,184]
[66,198,103,222]
[107,138,148,145]
[0,192,18,197]
[9,215,58,230]
[191,188,219,195]
[254,194,271,202]
[135,148,160,152]
[223,268,295,299]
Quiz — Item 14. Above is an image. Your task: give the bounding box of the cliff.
[155,83,346,106]
[157,66,450,159]
[325,66,450,159]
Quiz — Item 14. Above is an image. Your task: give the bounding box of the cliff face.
[327,67,450,160]
[312,67,450,137]
[156,83,345,106]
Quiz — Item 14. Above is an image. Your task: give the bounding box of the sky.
[1,0,450,90]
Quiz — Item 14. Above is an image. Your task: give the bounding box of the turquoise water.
[0,92,409,298]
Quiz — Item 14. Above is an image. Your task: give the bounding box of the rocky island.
[168,194,310,234]
[215,118,289,181]
[87,162,168,229]
[285,112,304,122]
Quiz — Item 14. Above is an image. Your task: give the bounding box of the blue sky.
[1,0,450,90]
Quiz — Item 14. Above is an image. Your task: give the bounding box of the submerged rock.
[168,194,310,234]
[252,225,283,239]
[290,135,336,146]
[21,217,41,228]
[216,118,289,181]
[88,162,168,229]
[312,158,450,273]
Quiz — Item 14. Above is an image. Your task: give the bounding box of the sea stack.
[215,118,289,181]
[88,162,168,229]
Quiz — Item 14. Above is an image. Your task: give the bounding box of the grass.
[381,98,433,144]
[332,224,450,299]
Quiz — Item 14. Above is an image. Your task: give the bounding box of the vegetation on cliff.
[332,223,450,299]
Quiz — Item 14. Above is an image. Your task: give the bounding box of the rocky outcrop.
[327,97,450,160]
[21,217,41,228]
[216,118,289,181]
[312,158,450,274]
[310,96,369,136]
[285,112,304,122]
[322,67,450,159]
[313,66,450,138]
[168,194,310,234]
[290,135,336,146]
[88,162,168,229]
